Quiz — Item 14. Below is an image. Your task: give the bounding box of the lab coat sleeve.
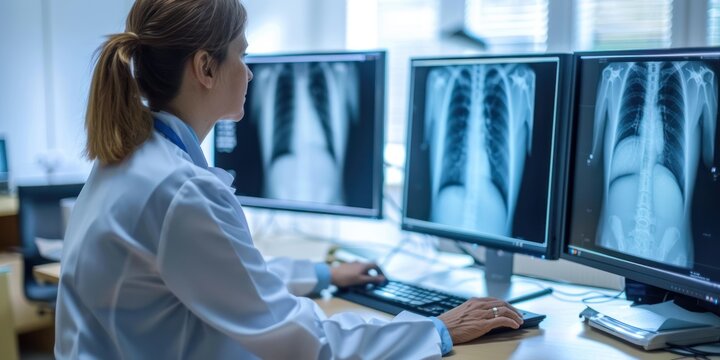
[157,175,444,359]
[264,257,331,296]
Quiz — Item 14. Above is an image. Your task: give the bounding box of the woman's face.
[215,34,253,121]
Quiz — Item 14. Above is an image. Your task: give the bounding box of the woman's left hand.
[330,261,387,288]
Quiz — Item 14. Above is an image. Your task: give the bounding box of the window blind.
[465,0,549,52]
[575,0,673,50]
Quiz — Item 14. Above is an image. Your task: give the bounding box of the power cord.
[580,290,626,304]
[381,191,403,225]
[383,160,404,171]
[248,210,278,240]
[514,278,625,304]
[666,341,720,359]
[452,240,485,267]
[382,189,403,214]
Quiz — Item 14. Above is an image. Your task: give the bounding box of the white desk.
[35,260,680,359]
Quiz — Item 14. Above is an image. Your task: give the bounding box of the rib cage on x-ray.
[589,61,718,268]
[425,64,535,236]
[251,62,359,205]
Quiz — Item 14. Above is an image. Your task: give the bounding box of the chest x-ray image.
[589,61,718,268]
[247,61,359,205]
[424,64,535,236]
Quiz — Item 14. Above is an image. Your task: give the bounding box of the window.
[575,0,674,50]
[346,0,443,185]
[465,0,549,52]
[346,0,441,147]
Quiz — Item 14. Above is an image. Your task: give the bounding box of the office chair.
[17,183,83,305]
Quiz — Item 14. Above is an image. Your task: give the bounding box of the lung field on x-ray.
[270,64,295,163]
[437,67,471,191]
[249,61,360,206]
[484,68,512,205]
[589,61,718,268]
[425,64,536,238]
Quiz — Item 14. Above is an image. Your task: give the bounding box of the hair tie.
[116,31,141,62]
[126,31,141,43]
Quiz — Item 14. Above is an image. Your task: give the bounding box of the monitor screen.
[214,51,385,218]
[402,54,571,258]
[565,48,720,304]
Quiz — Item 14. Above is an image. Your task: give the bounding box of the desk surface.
[34,262,676,359]
[0,196,17,217]
[33,262,60,284]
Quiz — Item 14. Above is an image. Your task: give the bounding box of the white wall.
[244,0,346,54]
[0,0,133,182]
[47,0,133,176]
[0,1,49,179]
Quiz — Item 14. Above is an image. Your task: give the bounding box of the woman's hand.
[330,261,386,288]
[438,297,524,344]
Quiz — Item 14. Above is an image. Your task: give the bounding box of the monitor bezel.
[216,50,387,219]
[400,52,573,260]
[561,47,720,304]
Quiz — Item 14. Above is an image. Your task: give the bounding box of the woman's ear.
[191,50,215,89]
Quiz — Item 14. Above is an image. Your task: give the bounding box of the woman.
[55,0,523,358]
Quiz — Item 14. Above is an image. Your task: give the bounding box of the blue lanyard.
[153,118,188,154]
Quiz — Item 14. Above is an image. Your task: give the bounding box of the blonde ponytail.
[85,32,151,165]
[85,0,247,165]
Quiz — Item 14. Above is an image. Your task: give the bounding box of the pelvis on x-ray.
[250,62,359,205]
[589,61,718,268]
[425,64,535,236]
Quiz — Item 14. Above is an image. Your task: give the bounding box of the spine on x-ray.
[309,63,336,162]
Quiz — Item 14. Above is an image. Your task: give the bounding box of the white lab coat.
[55,112,444,359]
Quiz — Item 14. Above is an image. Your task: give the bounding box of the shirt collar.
[152,111,208,169]
[151,111,236,188]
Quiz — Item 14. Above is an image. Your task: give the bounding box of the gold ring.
[492,307,498,318]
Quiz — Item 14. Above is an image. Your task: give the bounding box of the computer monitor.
[0,137,8,194]
[402,53,572,300]
[564,47,720,307]
[214,51,386,218]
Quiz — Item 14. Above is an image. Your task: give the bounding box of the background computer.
[336,54,572,326]
[214,50,386,218]
[564,47,720,347]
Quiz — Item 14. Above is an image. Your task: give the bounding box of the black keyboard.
[335,280,545,330]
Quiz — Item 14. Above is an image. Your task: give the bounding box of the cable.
[666,342,720,358]
[249,211,449,267]
[666,348,707,360]
[382,190,403,213]
[383,161,405,171]
[452,240,485,267]
[581,290,626,304]
[249,210,278,240]
[377,233,448,269]
[513,278,595,301]
[380,192,403,226]
[512,276,627,304]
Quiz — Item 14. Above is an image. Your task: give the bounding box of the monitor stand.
[419,246,552,303]
[470,249,553,304]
